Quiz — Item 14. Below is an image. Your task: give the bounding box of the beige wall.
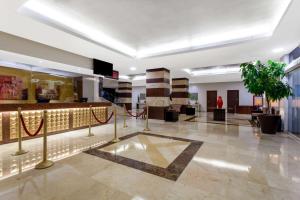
[0,31,92,69]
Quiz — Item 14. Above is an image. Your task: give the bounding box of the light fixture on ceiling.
[119,75,130,80]
[49,73,66,78]
[191,66,240,76]
[272,48,285,53]
[130,67,136,71]
[132,75,146,81]
[183,68,191,74]
[183,65,240,76]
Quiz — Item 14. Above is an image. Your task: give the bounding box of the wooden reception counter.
[0,102,111,144]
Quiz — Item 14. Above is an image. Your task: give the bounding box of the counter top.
[0,102,112,112]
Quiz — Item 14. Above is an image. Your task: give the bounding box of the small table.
[213,109,225,121]
[165,110,179,122]
[186,107,196,116]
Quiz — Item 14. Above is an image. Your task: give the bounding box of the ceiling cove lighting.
[137,25,271,58]
[119,74,146,81]
[132,75,146,81]
[22,0,291,58]
[183,65,240,76]
[272,48,285,53]
[192,66,240,76]
[22,0,137,57]
[119,75,130,80]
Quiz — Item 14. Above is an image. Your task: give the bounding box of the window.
[288,67,300,137]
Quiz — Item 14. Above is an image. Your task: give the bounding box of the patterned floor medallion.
[85,132,203,181]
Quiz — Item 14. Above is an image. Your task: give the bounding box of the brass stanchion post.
[112,107,120,143]
[123,104,128,128]
[87,105,94,137]
[143,104,150,131]
[13,107,28,156]
[35,110,54,169]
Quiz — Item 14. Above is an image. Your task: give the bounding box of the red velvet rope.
[125,107,146,118]
[20,114,44,137]
[91,109,114,124]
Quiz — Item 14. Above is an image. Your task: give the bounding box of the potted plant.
[240,60,292,134]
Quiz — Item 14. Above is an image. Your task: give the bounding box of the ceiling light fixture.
[183,68,191,74]
[130,67,136,71]
[182,65,240,76]
[119,75,130,80]
[272,48,285,53]
[132,75,146,81]
[191,66,240,76]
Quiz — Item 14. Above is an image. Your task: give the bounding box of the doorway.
[207,91,217,112]
[227,90,239,113]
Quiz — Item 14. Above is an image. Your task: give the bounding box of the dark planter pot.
[258,114,280,134]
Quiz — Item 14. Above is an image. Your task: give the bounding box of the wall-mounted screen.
[93,59,113,77]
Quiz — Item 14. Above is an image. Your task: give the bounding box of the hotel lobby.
[0,0,300,199]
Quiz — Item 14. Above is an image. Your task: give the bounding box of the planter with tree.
[240,60,292,134]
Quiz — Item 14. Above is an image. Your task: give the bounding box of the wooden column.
[117,82,132,110]
[146,68,170,120]
[171,78,189,114]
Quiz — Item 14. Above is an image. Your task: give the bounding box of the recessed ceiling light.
[272,48,285,53]
[39,60,43,63]
[130,67,136,71]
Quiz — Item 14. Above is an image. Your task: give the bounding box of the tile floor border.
[84,132,203,181]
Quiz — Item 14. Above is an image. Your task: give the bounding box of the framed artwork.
[0,75,28,100]
[36,80,61,100]
[253,96,263,107]
[189,93,198,101]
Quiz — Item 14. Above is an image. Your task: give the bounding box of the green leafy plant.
[240,60,292,113]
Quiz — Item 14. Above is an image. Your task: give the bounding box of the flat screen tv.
[93,59,113,77]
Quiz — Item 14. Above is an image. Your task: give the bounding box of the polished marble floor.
[86,132,202,181]
[100,133,191,168]
[0,113,299,200]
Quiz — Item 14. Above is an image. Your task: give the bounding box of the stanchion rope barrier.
[20,114,44,137]
[91,109,114,124]
[125,107,146,118]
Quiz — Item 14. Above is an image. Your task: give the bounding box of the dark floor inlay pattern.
[84,132,203,181]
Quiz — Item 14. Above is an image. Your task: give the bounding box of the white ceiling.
[30,0,279,48]
[0,0,299,84]
[21,0,290,57]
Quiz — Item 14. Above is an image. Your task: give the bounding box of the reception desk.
[0,102,111,144]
